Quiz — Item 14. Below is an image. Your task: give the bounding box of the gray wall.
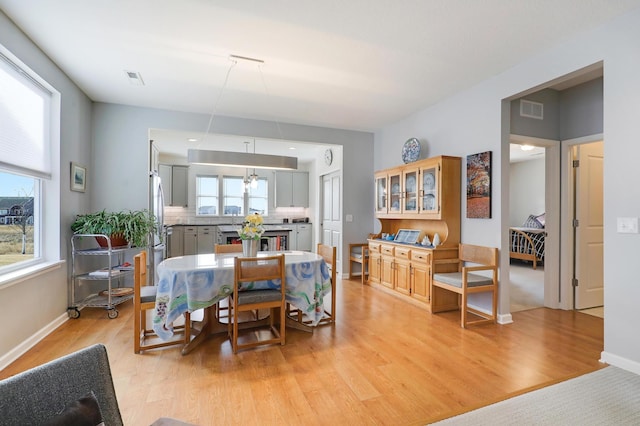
[511,89,560,140]
[91,103,375,268]
[510,78,603,142]
[0,10,92,363]
[560,78,603,140]
[375,8,640,372]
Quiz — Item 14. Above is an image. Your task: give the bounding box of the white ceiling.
[1,1,638,161]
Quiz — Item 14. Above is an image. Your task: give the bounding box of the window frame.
[0,44,62,289]
[195,174,219,216]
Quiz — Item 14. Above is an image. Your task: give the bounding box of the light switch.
[346,214,353,222]
[617,217,639,233]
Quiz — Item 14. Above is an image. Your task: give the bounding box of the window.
[0,45,59,281]
[223,176,244,217]
[195,175,218,215]
[248,178,268,215]
[195,174,269,218]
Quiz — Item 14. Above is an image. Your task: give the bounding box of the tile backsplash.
[163,206,310,226]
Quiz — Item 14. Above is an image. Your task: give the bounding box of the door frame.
[560,134,604,310]
[509,134,561,310]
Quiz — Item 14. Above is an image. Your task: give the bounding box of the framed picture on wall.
[70,162,86,192]
[466,151,491,218]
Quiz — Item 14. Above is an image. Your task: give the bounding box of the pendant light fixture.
[249,138,259,188]
[188,55,298,170]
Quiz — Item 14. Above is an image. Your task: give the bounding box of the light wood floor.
[1,277,604,426]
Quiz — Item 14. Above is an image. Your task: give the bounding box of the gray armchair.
[0,344,123,425]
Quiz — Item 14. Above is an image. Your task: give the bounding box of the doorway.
[320,171,342,272]
[508,141,546,312]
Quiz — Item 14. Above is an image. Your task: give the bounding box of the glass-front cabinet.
[388,170,402,214]
[419,160,439,216]
[374,172,387,214]
[374,155,460,221]
[402,168,418,213]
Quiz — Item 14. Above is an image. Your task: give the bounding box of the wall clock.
[324,148,333,165]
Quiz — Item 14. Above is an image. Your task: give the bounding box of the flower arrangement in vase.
[237,213,265,240]
[237,213,265,256]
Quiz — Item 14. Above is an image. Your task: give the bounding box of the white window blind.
[0,52,52,179]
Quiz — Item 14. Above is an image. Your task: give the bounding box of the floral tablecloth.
[152,251,332,340]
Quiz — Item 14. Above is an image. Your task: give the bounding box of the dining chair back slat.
[228,254,286,353]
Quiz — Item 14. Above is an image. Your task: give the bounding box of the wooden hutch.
[368,155,461,312]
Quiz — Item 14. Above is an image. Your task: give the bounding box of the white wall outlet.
[346,214,353,222]
[617,217,639,234]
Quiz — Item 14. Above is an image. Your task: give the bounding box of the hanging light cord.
[258,63,284,140]
[202,59,237,142]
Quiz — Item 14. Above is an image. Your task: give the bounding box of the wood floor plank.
[0,277,604,425]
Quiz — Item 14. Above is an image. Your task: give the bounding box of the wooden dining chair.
[228,254,286,353]
[213,244,243,321]
[133,250,190,353]
[214,244,243,254]
[431,244,498,328]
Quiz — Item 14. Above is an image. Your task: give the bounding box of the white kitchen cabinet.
[168,226,184,258]
[197,226,215,253]
[159,164,189,207]
[182,225,215,255]
[183,226,198,255]
[290,223,312,251]
[275,171,309,207]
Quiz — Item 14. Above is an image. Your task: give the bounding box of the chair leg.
[279,304,286,345]
[134,303,141,354]
[461,293,467,328]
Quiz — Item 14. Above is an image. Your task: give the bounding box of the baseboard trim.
[0,312,68,371]
[600,351,640,375]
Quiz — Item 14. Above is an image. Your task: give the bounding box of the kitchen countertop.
[218,224,293,233]
[167,223,309,232]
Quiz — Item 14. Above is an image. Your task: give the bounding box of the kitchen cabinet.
[168,226,184,257]
[159,164,189,207]
[182,225,216,255]
[197,226,215,253]
[290,223,312,251]
[275,171,309,207]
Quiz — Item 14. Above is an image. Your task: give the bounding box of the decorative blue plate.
[402,138,421,163]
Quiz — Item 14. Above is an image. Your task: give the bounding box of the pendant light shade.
[188,149,297,170]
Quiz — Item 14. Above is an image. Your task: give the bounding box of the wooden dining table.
[152,251,332,354]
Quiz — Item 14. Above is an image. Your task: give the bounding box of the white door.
[321,172,341,270]
[575,141,604,309]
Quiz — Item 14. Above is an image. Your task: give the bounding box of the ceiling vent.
[124,70,145,86]
[520,99,543,120]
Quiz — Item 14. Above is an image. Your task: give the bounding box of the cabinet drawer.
[368,242,381,253]
[411,250,431,263]
[380,244,395,256]
[395,247,411,259]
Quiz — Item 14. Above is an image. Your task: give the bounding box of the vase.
[432,233,441,246]
[242,239,259,257]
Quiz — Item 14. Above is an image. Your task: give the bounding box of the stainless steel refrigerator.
[149,170,166,284]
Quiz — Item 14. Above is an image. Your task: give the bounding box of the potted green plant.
[71,209,158,248]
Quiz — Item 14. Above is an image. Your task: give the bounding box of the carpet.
[430,366,640,425]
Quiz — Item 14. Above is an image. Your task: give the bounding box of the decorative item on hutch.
[237,213,265,257]
[401,138,421,163]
